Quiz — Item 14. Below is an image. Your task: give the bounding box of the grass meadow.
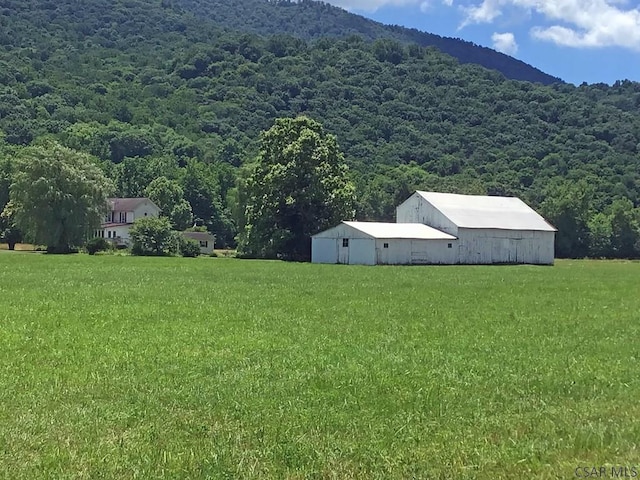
[0,252,638,479]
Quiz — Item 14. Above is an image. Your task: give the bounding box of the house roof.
[342,221,457,240]
[107,197,159,212]
[413,191,557,232]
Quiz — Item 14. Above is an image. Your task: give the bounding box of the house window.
[342,238,349,248]
[383,243,389,248]
[199,240,208,248]
[107,231,111,238]
[448,243,453,248]
[119,212,127,223]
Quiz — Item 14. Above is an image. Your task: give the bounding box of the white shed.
[396,191,556,265]
[312,221,457,265]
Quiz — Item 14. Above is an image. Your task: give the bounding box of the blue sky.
[321,0,640,85]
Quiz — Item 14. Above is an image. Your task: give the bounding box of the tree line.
[0,117,356,260]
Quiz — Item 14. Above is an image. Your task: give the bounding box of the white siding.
[132,201,161,221]
[396,193,459,236]
[408,239,458,264]
[457,229,555,265]
[312,238,338,264]
[376,239,411,264]
[349,239,376,265]
[108,225,133,246]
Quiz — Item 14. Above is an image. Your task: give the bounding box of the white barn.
[312,221,457,265]
[396,191,556,265]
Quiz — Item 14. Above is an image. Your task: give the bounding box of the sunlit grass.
[0,254,638,478]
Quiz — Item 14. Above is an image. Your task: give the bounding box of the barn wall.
[407,239,458,264]
[373,239,458,264]
[396,194,458,236]
[311,238,338,264]
[312,224,375,264]
[349,238,376,265]
[457,229,555,265]
[373,239,412,264]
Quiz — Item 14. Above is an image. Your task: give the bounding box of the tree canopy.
[239,116,356,260]
[129,216,177,256]
[144,176,193,230]
[10,142,113,253]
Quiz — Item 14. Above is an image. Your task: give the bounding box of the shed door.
[338,239,349,264]
[376,244,389,264]
[411,240,429,264]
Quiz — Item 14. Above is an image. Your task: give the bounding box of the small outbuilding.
[396,191,556,265]
[311,221,457,265]
[181,231,216,255]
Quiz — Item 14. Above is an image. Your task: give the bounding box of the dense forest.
[0,0,639,256]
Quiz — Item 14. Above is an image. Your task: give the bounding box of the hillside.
[0,0,639,256]
[172,0,561,85]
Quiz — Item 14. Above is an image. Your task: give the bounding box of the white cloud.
[322,0,640,49]
[420,0,453,11]
[458,0,640,49]
[492,32,519,54]
[323,0,422,12]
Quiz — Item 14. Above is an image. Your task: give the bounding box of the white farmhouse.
[96,198,161,247]
[396,191,556,265]
[312,221,457,265]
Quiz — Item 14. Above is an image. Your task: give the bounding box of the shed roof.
[414,191,556,231]
[342,221,457,240]
[181,231,216,241]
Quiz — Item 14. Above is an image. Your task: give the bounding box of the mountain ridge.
[171,0,562,85]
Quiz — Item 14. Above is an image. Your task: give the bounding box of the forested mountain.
[0,0,639,256]
[173,0,560,85]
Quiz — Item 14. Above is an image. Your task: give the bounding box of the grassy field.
[0,253,638,479]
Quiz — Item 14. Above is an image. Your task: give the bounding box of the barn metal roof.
[414,191,557,231]
[343,222,457,240]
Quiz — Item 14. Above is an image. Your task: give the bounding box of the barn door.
[338,238,349,264]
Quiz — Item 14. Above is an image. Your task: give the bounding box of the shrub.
[85,237,111,255]
[129,217,177,256]
[178,236,201,257]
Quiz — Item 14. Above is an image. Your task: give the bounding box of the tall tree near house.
[144,176,193,230]
[10,142,113,253]
[181,160,235,246]
[239,116,356,260]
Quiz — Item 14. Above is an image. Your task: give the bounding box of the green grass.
[0,254,638,479]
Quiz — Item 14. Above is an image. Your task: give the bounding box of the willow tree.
[239,116,356,260]
[10,142,113,253]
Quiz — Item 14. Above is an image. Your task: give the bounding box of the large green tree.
[144,176,193,230]
[239,116,356,260]
[10,142,113,253]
